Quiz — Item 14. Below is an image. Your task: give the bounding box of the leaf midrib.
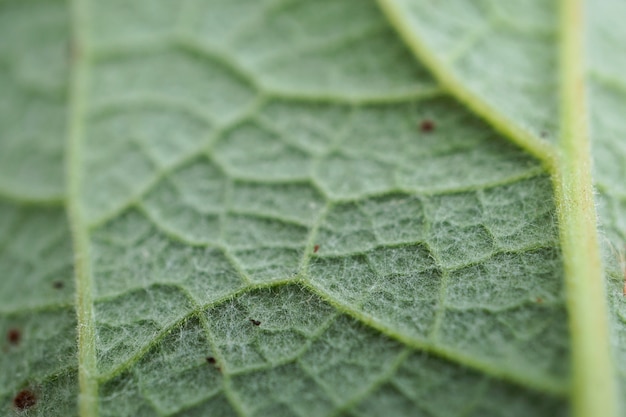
[556,1,616,415]
[377,0,617,416]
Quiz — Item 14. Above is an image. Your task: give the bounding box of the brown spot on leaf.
[419,119,435,133]
[7,328,20,345]
[250,319,261,326]
[536,297,543,304]
[206,356,216,365]
[13,389,36,410]
[313,245,320,253]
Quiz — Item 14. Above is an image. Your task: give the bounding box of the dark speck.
[206,356,216,365]
[250,319,261,326]
[536,297,543,304]
[7,328,21,345]
[313,245,320,253]
[52,281,64,289]
[13,389,36,410]
[419,119,435,133]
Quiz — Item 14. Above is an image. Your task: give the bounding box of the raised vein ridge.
[555,0,616,415]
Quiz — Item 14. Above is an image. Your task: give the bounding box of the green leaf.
[0,0,68,201]
[0,1,77,415]
[377,0,624,416]
[1,0,623,416]
[0,202,77,416]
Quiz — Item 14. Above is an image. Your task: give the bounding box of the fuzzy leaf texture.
[0,1,623,417]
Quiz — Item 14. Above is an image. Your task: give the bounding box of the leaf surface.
[0,0,68,201]
[4,0,623,416]
[0,1,78,416]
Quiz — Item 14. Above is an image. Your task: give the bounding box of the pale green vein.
[67,0,98,416]
[555,0,616,415]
